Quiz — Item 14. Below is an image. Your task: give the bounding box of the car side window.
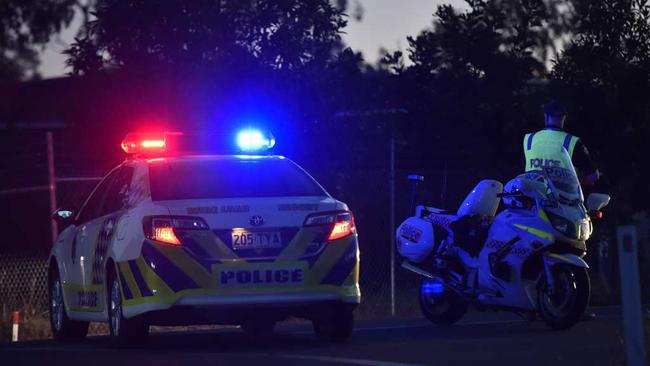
[76,168,120,224]
[100,166,135,217]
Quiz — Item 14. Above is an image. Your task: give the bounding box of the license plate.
[231,230,282,250]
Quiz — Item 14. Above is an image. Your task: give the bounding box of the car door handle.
[79,226,87,240]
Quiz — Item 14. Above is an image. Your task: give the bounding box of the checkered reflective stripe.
[93,216,117,284]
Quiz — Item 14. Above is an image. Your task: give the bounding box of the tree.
[378,0,565,182]
[0,0,79,80]
[552,0,650,212]
[66,0,347,75]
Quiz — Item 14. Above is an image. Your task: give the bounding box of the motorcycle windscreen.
[543,147,583,202]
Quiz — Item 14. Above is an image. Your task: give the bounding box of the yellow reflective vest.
[523,128,580,171]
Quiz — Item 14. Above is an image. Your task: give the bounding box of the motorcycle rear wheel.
[537,264,590,330]
[419,278,468,326]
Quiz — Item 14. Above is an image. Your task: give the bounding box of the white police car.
[48,130,360,344]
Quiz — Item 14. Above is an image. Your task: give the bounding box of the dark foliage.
[552,0,650,214]
[66,0,347,75]
[0,0,78,80]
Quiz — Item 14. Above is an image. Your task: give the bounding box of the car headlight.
[548,213,578,239]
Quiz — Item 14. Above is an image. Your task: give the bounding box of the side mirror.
[52,209,75,224]
[587,193,611,211]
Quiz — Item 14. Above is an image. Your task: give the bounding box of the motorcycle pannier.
[396,217,435,263]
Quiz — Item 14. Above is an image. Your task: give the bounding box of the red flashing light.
[121,132,181,155]
[141,139,166,148]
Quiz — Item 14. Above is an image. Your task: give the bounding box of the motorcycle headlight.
[548,213,578,239]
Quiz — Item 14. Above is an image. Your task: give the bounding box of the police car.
[48,130,360,344]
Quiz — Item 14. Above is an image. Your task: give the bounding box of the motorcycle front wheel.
[537,264,590,330]
[419,278,468,326]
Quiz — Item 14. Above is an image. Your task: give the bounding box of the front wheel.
[537,265,590,330]
[419,278,467,326]
[49,267,89,341]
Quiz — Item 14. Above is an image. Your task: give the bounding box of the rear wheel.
[49,266,89,341]
[419,278,467,326]
[537,265,590,330]
[107,269,149,346]
[312,305,354,342]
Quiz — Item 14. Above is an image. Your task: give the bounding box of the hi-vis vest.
[523,129,580,171]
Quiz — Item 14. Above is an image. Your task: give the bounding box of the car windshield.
[149,157,328,201]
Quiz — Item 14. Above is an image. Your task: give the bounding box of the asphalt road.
[1,308,627,366]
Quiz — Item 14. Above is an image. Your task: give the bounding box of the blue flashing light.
[422,279,445,296]
[236,129,275,152]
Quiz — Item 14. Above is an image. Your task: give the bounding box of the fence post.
[617,225,646,366]
[46,131,58,243]
[389,136,396,317]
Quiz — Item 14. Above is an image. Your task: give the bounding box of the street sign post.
[617,225,646,366]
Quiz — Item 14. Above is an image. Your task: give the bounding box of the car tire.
[107,267,149,346]
[49,265,89,341]
[312,305,354,342]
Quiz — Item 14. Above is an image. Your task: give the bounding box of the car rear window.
[149,158,327,200]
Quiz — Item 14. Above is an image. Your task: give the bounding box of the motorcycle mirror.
[52,208,74,223]
[587,193,611,211]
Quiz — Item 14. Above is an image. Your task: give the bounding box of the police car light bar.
[121,132,182,155]
[121,130,274,155]
[236,129,275,152]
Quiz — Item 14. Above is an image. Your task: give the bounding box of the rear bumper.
[118,237,360,320]
[123,290,360,324]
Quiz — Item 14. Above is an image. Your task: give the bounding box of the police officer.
[523,100,600,185]
[524,100,601,321]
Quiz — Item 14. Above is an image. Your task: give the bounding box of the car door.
[75,166,135,310]
[69,168,119,311]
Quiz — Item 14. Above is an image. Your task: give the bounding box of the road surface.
[2,308,627,366]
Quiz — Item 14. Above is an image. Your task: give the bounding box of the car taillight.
[153,224,181,245]
[143,216,209,245]
[304,211,356,241]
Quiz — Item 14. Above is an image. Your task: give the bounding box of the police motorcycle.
[396,154,610,330]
